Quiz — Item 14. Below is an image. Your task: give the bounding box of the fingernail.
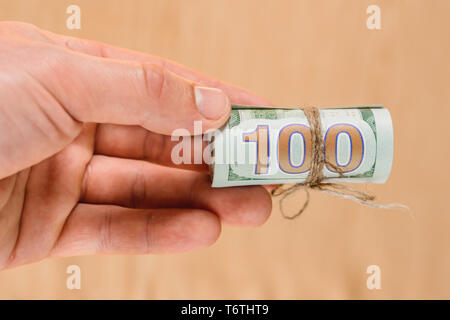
[194,86,229,120]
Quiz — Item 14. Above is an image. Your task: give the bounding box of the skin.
[0,22,272,270]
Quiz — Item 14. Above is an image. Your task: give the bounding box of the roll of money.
[211,105,393,187]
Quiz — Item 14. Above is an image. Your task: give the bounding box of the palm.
[0,124,96,269]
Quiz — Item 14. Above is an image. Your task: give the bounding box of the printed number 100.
[242,124,365,175]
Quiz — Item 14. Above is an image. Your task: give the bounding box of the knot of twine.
[271,107,409,219]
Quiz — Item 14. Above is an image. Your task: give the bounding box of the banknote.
[211,105,393,187]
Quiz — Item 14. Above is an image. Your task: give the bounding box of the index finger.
[40,29,271,106]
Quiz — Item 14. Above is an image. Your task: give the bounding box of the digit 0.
[324,124,364,173]
[278,124,311,173]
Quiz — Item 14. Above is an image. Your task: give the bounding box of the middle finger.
[81,155,272,227]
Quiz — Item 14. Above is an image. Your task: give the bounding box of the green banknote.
[211,105,393,187]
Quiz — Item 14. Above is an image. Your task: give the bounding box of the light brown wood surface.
[0,0,449,299]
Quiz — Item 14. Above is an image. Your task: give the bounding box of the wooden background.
[0,0,449,299]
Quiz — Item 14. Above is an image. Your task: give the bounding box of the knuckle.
[142,131,167,164]
[98,212,113,252]
[138,62,167,100]
[188,174,209,205]
[0,21,45,40]
[80,161,93,201]
[144,213,154,254]
[0,21,27,32]
[130,168,148,208]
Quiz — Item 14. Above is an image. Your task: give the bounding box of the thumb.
[50,51,231,135]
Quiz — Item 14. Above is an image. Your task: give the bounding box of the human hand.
[0,22,272,270]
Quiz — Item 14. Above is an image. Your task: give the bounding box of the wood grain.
[0,0,449,299]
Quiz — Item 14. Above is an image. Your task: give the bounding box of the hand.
[0,22,272,270]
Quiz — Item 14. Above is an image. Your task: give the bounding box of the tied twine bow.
[271,107,408,220]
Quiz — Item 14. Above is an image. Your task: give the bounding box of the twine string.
[271,107,409,219]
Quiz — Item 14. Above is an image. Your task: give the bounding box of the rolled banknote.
[211,105,393,187]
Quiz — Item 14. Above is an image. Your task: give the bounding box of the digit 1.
[243,125,269,174]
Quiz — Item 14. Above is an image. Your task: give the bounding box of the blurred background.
[0,0,449,299]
